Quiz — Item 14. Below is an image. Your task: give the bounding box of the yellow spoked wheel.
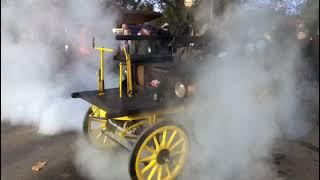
[129,121,189,180]
[83,108,117,150]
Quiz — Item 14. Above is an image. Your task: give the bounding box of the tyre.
[129,121,189,180]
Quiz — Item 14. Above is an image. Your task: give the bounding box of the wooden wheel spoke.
[160,130,167,148]
[165,165,171,178]
[169,139,184,151]
[142,160,156,174]
[140,154,156,162]
[157,165,162,180]
[103,136,108,143]
[169,158,178,169]
[170,149,185,158]
[148,164,159,179]
[166,130,177,148]
[90,124,106,130]
[153,136,160,151]
[96,131,102,138]
[145,145,157,154]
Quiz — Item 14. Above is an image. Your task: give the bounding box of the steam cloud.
[1,0,118,134]
[2,0,318,180]
[74,138,129,180]
[73,6,317,179]
[180,3,318,180]
[1,1,125,179]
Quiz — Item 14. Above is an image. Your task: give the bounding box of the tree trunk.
[175,0,187,22]
[122,0,128,10]
[213,0,239,16]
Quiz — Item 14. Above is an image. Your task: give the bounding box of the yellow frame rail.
[119,62,123,98]
[95,47,113,96]
[123,47,133,97]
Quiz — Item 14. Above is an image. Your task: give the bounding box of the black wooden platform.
[71,88,184,118]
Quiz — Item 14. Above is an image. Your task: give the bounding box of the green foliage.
[144,0,192,32]
[102,0,205,31]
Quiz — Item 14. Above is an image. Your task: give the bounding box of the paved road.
[1,121,318,180]
[1,122,88,180]
[276,124,319,180]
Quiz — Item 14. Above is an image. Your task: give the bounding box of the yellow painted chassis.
[90,104,184,139]
[87,104,189,180]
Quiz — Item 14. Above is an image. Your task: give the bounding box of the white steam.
[180,5,317,180]
[2,1,317,180]
[74,138,129,180]
[1,1,129,180]
[75,7,317,180]
[1,0,118,134]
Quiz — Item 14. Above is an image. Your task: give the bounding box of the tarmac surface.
[1,121,319,180]
[1,122,87,180]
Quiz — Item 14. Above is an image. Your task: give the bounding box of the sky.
[242,0,305,15]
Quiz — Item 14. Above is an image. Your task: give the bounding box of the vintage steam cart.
[70,11,205,180]
[72,47,189,180]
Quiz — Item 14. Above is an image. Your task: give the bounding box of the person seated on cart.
[135,22,158,55]
[117,22,156,93]
[117,23,136,55]
[157,22,172,54]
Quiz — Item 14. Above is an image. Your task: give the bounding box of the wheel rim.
[135,126,189,180]
[87,113,116,149]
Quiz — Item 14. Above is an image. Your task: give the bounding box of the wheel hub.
[156,149,170,165]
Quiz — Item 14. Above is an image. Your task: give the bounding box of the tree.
[300,0,319,37]
[101,0,237,32]
[102,0,145,10]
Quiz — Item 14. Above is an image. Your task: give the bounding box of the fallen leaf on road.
[32,161,47,172]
